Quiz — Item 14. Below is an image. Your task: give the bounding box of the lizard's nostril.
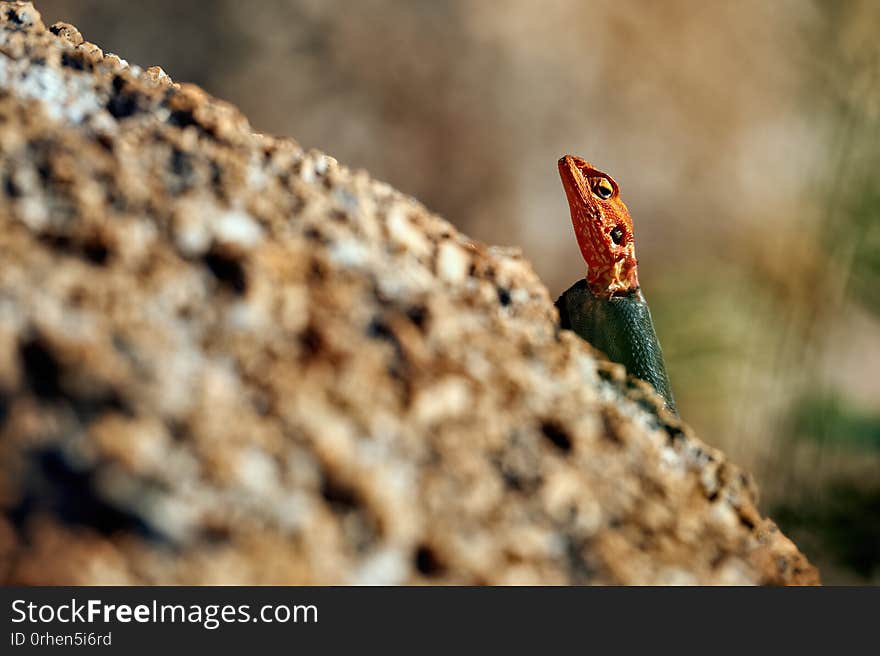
[610,225,625,245]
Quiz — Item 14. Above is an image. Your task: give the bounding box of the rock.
[0,2,817,585]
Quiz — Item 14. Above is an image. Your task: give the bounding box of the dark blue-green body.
[556,280,676,415]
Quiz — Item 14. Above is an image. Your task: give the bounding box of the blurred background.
[36,0,879,584]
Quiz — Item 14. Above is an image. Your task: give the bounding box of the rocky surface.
[0,2,817,584]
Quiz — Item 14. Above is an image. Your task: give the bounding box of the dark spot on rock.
[501,467,525,491]
[83,240,109,265]
[541,421,572,453]
[170,147,192,177]
[303,227,326,243]
[691,446,712,467]
[200,524,232,545]
[595,365,618,384]
[9,448,161,540]
[497,287,512,306]
[107,89,140,119]
[19,332,131,420]
[168,109,198,129]
[168,148,195,193]
[106,189,127,211]
[4,175,21,197]
[210,160,223,190]
[320,474,360,512]
[19,336,62,400]
[78,390,131,424]
[248,388,272,416]
[36,162,51,183]
[600,409,624,446]
[498,464,542,493]
[406,304,428,331]
[299,325,323,359]
[203,251,247,294]
[60,52,86,70]
[367,317,412,401]
[38,233,110,267]
[373,286,392,308]
[320,470,380,552]
[165,419,189,443]
[96,133,115,153]
[367,318,393,341]
[5,7,25,26]
[414,544,444,576]
[564,536,597,584]
[666,426,685,443]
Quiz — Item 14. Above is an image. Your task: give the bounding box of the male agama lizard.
[555,155,677,415]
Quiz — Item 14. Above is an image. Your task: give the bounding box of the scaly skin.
[555,155,677,414]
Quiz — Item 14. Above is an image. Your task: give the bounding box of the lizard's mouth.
[557,155,591,211]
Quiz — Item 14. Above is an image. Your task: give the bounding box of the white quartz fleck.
[413,377,471,424]
[236,448,280,496]
[350,548,408,585]
[0,58,104,125]
[387,205,431,258]
[214,208,264,247]
[437,241,470,284]
[174,197,264,254]
[329,239,369,267]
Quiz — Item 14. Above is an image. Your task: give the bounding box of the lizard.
[554,155,677,415]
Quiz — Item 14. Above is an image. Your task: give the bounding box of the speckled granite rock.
[0,2,817,585]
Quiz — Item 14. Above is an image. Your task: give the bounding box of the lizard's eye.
[593,178,614,200]
[610,225,625,245]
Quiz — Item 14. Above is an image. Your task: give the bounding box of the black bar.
[1,586,875,653]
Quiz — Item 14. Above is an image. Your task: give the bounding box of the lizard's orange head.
[558,155,639,297]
